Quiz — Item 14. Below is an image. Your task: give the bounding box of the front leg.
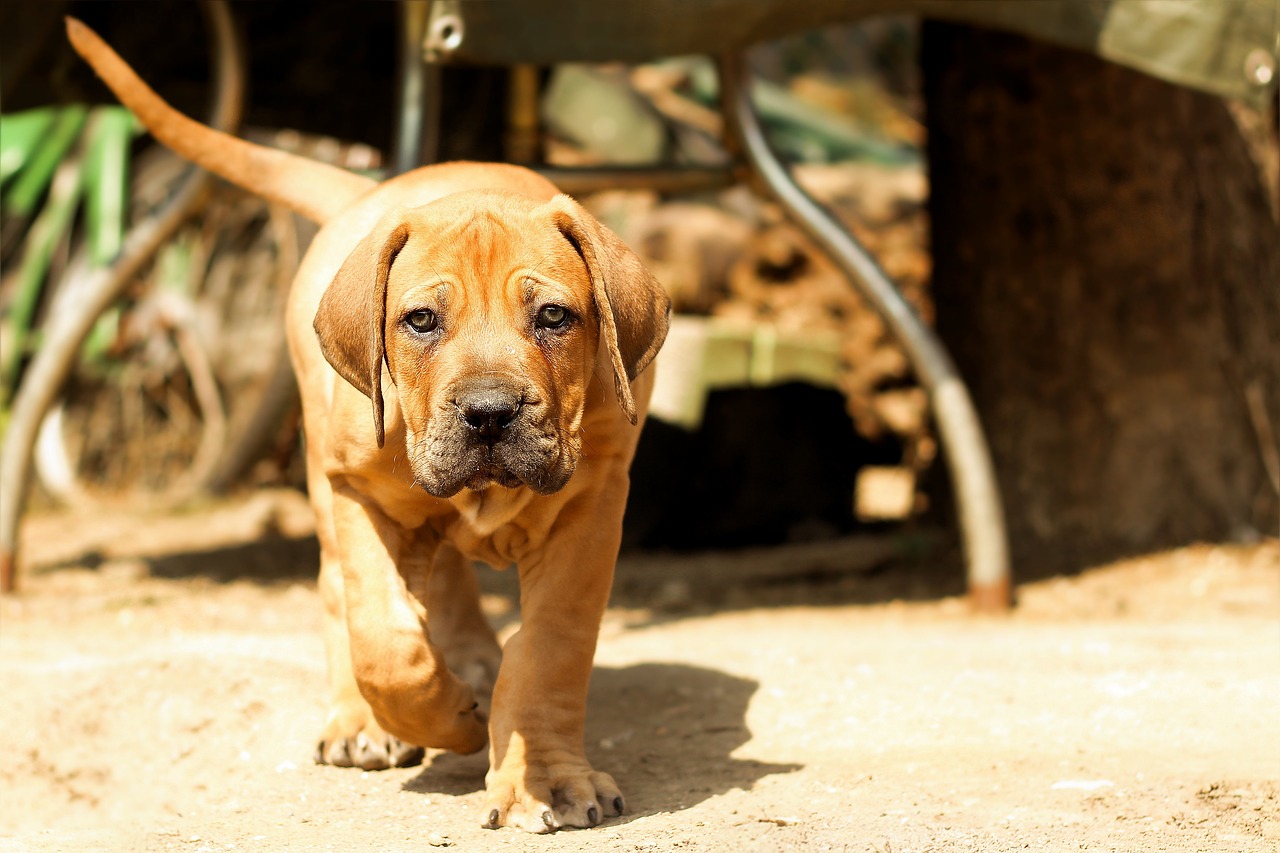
[482,468,629,832]
[330,478,487,754]
[316,548,426,770]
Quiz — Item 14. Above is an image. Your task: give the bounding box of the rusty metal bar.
[535,165,736,195]
[393,0,438,173]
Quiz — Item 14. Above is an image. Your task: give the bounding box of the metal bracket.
[424,0,465,62]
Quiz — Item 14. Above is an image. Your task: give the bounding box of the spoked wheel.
[35,164,307,510]
[36,307,229,507]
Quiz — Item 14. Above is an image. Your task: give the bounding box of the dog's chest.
[442,487,539,568]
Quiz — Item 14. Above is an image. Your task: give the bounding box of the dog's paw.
[481,765,624,833]
[315,713,424,771]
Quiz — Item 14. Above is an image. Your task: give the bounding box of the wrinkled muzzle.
[406,377,578,498]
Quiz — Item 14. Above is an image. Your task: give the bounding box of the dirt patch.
[3,497,1278,852]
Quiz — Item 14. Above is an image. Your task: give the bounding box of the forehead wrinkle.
[520,235,579,295]
[391,242,452,314]
[462,212,522,316]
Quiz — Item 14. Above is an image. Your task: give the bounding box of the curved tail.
[65,17,377,225]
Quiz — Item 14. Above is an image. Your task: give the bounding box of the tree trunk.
[921,22,1280,575]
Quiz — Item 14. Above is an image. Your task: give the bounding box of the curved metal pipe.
[716,51,1011,610]
[0,0,244,592]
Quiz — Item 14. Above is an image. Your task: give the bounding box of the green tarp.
[428,0,1278,106]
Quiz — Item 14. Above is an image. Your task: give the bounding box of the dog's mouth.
[412,439,576,499]
[460,463,525,492]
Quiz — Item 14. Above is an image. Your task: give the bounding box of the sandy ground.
[2,491,1277,852]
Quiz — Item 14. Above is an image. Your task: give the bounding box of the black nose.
[455,386,522,442]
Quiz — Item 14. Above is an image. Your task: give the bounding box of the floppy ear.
[313,215,410,448]
[547,194,671,424]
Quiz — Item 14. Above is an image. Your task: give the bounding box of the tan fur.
[68,18,669,833]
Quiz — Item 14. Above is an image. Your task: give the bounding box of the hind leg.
[424,544,503,715]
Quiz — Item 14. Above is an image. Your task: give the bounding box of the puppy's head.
[313,191,669,498]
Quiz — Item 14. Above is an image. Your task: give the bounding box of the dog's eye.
[536,304,570,329]
[405,309,437,333]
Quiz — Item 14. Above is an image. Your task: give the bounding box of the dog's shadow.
[402,661,796,820]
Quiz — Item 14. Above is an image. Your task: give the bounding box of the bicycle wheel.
[35,169,304,509]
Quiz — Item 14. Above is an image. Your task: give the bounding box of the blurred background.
[1,0,1277,584]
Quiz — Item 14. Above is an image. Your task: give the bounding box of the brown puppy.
[67,19,669,833]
